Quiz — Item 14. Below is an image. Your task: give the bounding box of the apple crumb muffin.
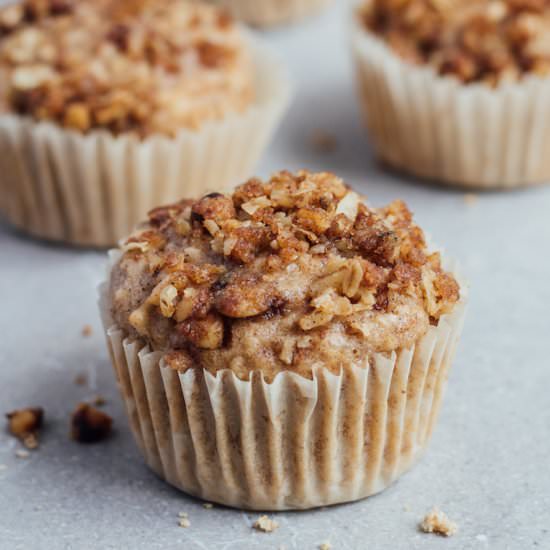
[0,0,254,136]
[110,170,460,382]
[361,0,550,86]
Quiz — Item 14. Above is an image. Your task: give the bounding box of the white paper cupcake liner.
[352,17,550,189]
[99,255,467,510]
[0,37,291,247]
[208,0,331,27]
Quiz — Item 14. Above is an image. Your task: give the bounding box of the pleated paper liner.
[207,0,331,27]
[0,37,291,248]
[99,257,467,511]
[352,17,550,189]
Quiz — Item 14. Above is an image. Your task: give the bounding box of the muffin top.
[0,0,254,136]
[109,171,460,382]
[361,0,550,85]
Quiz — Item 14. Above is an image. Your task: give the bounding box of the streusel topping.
[361,0,550,85]
[0,0,254,136]
[110,171,460,381]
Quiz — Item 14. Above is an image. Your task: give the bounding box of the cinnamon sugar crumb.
[70,403,113,444]
[253,515,279,533]
[81,324,93,337]
[420,507,458,537]
[6,407,43,449]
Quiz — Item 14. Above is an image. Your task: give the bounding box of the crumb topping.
[0,0,254,136]
[110,170,460,382]
[6,407,43,449]
[361,0,550,85]
[420,507,458,537]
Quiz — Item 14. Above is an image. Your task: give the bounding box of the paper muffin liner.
[0,38,291,248]
[352,17,550,189]
[99,252,467,510]
[208,0,331,27]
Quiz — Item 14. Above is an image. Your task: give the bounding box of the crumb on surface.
[90,395,106,407]
[310,130,338,153]
[6,407,43,448]
[179,518,191,528]
[253,515,279,533]
[420,507,458,537]
[203,502,214,509]
[74,373,87,386]
[319,543,332,550]
[82,324,93,337]
[15,449,30,459]
[70,403,113,444]
[463,193,478,206]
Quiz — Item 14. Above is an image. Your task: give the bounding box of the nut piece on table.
[70,403,113,444]
[252,515,279,533]
[6,407,44,449]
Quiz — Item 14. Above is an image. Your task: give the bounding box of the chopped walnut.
[6,407,44,449]
[71,403,113,444]
[420,507,458,537]
[253,515,279,533]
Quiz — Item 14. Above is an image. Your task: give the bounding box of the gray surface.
[1,2,550,549]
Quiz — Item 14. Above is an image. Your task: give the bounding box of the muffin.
[353,0,550,188]
[0,0,290,246]
[99,170,467,510]
[206,0,332,27]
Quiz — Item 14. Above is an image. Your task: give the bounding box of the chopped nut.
[6,407,43,448]
[159,284,178,318]
[253,515,279,533]
[71,403,113,444]
[420,507,458,537]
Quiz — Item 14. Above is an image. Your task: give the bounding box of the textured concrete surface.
[1,2,550,549]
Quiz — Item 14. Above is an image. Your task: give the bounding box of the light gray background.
[1,2,549,549]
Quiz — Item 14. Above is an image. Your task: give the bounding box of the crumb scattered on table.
[203,502,214,509]
[74,373,87,386]
[253,515,279,533]
[178,517,191,528]
[420,507,458,537]
[70,403,113,444]
[6,407,44,449]
[463,193,478,206]
[90,395,106,407]
[310,130,338,153]
[319,543,332,550]
[81,324,93,337]
[178,511,188,518]
[15,449,30,459]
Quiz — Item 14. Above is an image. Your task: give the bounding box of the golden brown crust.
[360,0,550,85]
[109,170,460,381]
[0,0,254,136]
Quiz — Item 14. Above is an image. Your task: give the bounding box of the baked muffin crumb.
[420,507,458,537]
[253,515,279,533]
